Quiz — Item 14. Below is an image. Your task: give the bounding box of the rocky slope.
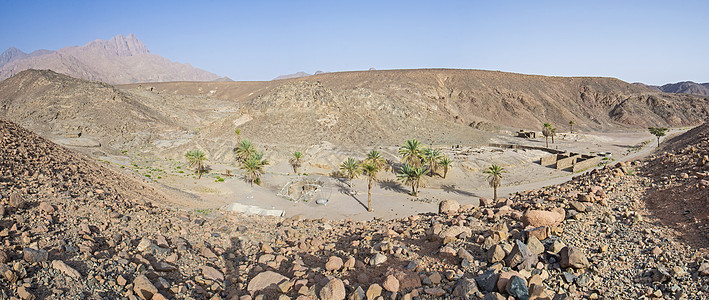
[3,69,709,162]
[0,34,225,84]
[1,117,708,299]
[659,82,709,96]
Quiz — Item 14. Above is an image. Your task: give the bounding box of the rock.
[392,269,422,290]
[506,276,530,300]
[325,256,343,271]
[382,274,399,293]
[698,262,709,276]
[153,261,177,272]
[366,283,382,300]
[529,284,552,300]
[525,226,549,241]
[453,277,479,299]
[504,240,536,269]
[458,248,474,261]
[487,244,506,263]
[482,292,506,300]
[133,275,158,300]
[521,208,565,228]
[424,287,446,297]
[526,236,544,255]
[350,286,365,300]
[201,265,224,282]
[17,286,34,300]
[23,248,48,263]
[52,260,81,278]
[247,271,289,294]
[371,253,387,266]
[497,271,525,292]
[39,202,55,213]
[0,250,7,263]
[476,270,499,293]
[577,193,593,202]
[560,247,589,269]
[439,199,460,214]
[9,192,26,209]
[319,278,345,300]
[439,225,472,239]
[343,256,355,269]
[136,238,153,252]
[569,201,586,212]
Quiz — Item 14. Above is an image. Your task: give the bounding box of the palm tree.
[234,139,256,165]
[339,157,362,188]
[365,149,387,170]
[423,147,442,176]
[185,149,208,179]
[551,127,557,144]
[397,163,427,196]
[648,127,669,147]
[361,162,380,212]
[569,120,574,134]
[542,123,553,148]
[483,164,505,202]
[241,152,269,187]
[398,139,424,167]
[439,156,453,179]
[290,151,304,174]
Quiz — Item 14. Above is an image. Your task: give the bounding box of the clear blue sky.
[1,0,707,84]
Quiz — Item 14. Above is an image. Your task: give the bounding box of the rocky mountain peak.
[82,33,149,57]
[0,46,28,66]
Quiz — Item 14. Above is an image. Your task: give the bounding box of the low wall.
[556,154,581,170]
[540,154,558,166]
[572,156,602,172]
[488,143,565,154]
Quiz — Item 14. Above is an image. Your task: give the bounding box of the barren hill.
[3,68,709,161]
[0,34,225,84]
[659,81,709,96]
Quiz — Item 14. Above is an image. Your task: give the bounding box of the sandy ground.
[92,128,691,221]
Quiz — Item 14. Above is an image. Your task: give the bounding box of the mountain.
[272,70,325,80]
[273,71,313,80]
[3,68,709,161]
[658,81,709,96]
[0,34,226,84]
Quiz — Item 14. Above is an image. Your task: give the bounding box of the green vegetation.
[364,149,387,170]
[339,157,362,188]
[215,176,225,182]
[398,139,424,167]
[361,162,381,212]
[290,151,304,174]
[484,164,505,202]
[423,147,442,176]
[234,139,257,165]
[569,120,575,133]
[240,151,269,186]
[184,149,208,179]
[397,163,426,196]
[439,155,452,179]
[648,127,668,147]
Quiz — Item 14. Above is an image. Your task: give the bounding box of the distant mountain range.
[272,70,325,80]
[634,81,709,96]
[0,34,229,84]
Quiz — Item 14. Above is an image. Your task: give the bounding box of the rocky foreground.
[1,118,708,300]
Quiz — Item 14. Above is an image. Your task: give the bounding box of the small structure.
[277,178,324,203]
[517,130,536,139]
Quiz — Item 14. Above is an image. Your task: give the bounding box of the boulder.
[382,274,399,293]
[439,199,460,214]
[325,256,343,271]
[319,278,346,300]
[560,247,590,269]
[133,275,158,300]
[521,208,565,228]
[247,271,289,294]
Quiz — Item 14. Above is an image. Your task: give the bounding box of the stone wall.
[556,154,581,170]
[572,155,603,172]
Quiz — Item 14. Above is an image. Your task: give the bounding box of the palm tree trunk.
[545,137,549,148]
[443,167,448,179]
[250,177,254,187]
[368,178,372,212]
[552,135,555,144]
[657,137,660,147]
[493,186,498,202]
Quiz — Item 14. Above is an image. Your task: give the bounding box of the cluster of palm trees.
[542,122,557,148]
[338,149,387,212]
[235,139,269,186]
[184,149,208,179]
[396,139,453,196]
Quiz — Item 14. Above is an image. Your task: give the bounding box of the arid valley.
[1,19,709,300]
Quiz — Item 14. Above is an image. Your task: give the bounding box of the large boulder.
[247,271,290,294]
[439,199,460,214]
[521,208,565,228]
[319,278,346,300]
[560,247,590,269]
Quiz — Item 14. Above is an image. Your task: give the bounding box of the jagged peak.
[82,33,150,57]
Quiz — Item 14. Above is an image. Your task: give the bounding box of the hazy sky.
[1,0,707,84]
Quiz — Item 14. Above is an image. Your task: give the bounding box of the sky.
[1,0,707,85]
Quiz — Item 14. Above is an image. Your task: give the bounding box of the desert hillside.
[0,34,225,84]
[1,117,707,299]
[2,69,708,161]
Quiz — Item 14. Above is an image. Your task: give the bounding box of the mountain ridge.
[0,34,227,84]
